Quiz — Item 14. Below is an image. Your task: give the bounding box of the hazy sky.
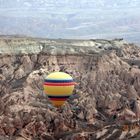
[0,0,140,43]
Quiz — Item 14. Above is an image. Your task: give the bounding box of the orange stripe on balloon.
[50,100,65,107]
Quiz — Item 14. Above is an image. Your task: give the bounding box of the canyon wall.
[0,37,140,140]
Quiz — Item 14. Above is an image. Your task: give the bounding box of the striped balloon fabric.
[44,72,76,107]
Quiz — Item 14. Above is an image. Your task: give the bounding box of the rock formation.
[0,36,140,140]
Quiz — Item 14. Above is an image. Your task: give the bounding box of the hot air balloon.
[44,72,76,107]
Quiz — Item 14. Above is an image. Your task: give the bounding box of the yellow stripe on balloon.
[44,85,74,95]
[46,72,72,80]
[44,91,73,96]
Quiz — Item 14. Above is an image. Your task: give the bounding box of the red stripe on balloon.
[44,82,76,86]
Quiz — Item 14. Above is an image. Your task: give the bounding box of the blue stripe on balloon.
[48,95,70,98]
[44,79,73,83]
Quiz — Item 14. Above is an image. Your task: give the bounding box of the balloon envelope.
[44,72,75,107]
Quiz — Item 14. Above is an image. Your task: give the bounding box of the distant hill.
[0,0,140,43]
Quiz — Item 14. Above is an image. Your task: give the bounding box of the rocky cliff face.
[0,37,140,140]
